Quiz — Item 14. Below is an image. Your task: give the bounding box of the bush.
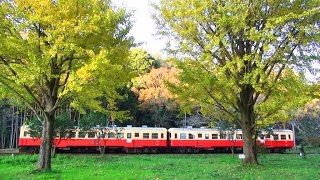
[307,137,320,147]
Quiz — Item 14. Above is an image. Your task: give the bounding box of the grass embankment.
[0,153,319,179]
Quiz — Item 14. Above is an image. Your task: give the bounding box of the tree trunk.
[37,113,54,170]
[239,86,258,165]
[242,117,258,164]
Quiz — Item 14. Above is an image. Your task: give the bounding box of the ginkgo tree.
[0,0,134,170]
[132,66,180,127]
[154,0,320,164]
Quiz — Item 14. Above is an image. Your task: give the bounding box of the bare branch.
[0,77,43,125]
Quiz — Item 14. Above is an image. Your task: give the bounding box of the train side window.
[198,133,202,138]
[273,134,279,140]
[117,133,124,138]
[175,133,177,139]
[152,133,158,139]
[188,134,194,139]
[143,133,149,139]
[108,132,115,138]
[135,133,139,138]
[161,133,164,139]
[88,132,96,138]
[180,133,186,139]
[99,133,105,138]
[205,134,209,139]
[288,135,291,140]
[236,134,242,139]
[266,134,270,138]
[220,133,226,139]
[281,135,286,140]
[212,134,218,139]
[227,134,233,140]
[69,132,76,138]
[78,132,86,138]
[259,134,264,140]
[127,133,132,139]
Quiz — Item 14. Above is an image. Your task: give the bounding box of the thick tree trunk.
[242,117,258,164]
[239,85,258,165]
[37,113,54,170]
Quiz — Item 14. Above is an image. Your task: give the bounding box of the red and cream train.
[19,125,294,153]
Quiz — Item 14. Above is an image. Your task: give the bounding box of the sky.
[112,0,166,56]
[111,0,319,81]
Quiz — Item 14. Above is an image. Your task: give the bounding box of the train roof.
[169,128,223,131]
[123,127,167,131]
[272,129,293,132]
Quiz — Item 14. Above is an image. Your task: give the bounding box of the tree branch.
[0,77,43,125]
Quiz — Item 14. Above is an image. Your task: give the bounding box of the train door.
[127,132,132,144]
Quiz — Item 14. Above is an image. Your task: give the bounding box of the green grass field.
[0,153,319,179]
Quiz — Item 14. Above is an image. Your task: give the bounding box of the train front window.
[281,135,286,140]
[161,133,164,139]
[152,133,158,139]
[288,135,291,140]
[180,133,186,139]
[23,131,28,137]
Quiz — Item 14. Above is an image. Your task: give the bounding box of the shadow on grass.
[29,169,62,176]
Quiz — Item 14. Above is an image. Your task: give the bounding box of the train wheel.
[179,148,186,153]
[126,148,133,153]
[143,148,150,153]
[279,148,285,154]
[99,146,106,154]
[136,148,142,154]
[151,148,158,154]
[187,148,193,153]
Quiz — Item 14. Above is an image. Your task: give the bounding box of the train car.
[120,126,167,153]
[168,127,294,153]
[19,125,294,153]
[168,127,243,153]
[19,125,106,152]
[19,125,167,153]
[257,129,294,153]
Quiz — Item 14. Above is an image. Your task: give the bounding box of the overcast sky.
[112,0,166,56]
